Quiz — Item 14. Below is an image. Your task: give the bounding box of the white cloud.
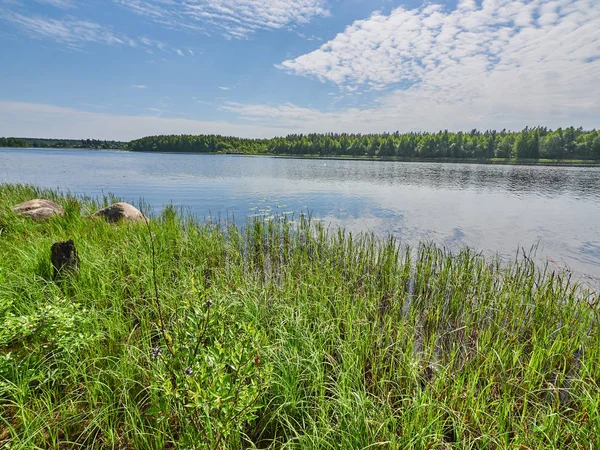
[132,85,147,89]
[115,0,329,39]
[0,101,287,140]
[220,86,599,134]
[188,49,194,56]
[176,48,184,56]
[138,36,170,53]
[2,0,599,136]
[35,0,75,9]
[0,8,172,51]
[0,12,132,48]
[272,0,600,131]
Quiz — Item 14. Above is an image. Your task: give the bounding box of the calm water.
[2,148,600,284]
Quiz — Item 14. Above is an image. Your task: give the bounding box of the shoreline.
[4,146,599,167]
[227,152,600,167]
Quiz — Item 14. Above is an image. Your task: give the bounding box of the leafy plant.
[147,294,270,448]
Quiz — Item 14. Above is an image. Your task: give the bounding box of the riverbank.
[1,184,598,449]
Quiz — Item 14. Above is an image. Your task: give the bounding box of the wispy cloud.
[0,7,171,51]
[0,101,285,140]
[218,86,231,91]
[220,88,599,134]
[175,48,184,56]
[115,0,329,39]
[271,0,600,131]
[35,0,75,9]
[296,32,322,42]
[132,84,147,89]
[0,12,134,48]
[188,49,194,56]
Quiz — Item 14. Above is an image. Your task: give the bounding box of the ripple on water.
[1,148,600,279]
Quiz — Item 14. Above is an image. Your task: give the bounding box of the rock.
[51,239,79,278]
[12,199,64,220]
[92,202,146,223]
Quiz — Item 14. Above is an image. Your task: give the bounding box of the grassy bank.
[0,184,598,449]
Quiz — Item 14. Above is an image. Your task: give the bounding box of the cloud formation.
[35,0,75,9]
[0,9,180,53]
[272,0,600,131]
[2,0,599,135]
[115,0,329,39]
[0,11,136,48]
[0,101,286,140]
[280,0,600,90]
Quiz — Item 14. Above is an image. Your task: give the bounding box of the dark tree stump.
[51,240,79,278]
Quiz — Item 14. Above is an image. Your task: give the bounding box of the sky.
[0,0,598,140]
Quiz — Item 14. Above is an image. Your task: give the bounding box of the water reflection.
[272,159,600,199]
[1,148,600,283]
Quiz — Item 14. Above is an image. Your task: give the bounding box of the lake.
[2,147,600,285]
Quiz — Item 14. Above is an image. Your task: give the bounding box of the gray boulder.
[12,199,65,220]
[92,202,146,223]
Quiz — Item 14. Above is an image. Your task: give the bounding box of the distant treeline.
[0,137,127,150]
[129,127,600,160]
[128,134,269,154]
[4,127,600,160]
[0,137,28,148]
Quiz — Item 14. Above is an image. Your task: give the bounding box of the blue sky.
[0,0,598,140]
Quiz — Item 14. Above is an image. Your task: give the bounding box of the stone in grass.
[12,199,65,220]
[92,202,146,223]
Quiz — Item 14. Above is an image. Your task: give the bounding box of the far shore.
[5,146,600,167]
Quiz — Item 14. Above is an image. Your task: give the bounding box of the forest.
[4,127,600,160]
[128,127,600,160]
[0,137,28,148]
[0,137,126,149]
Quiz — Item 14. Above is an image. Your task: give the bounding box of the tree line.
[4,127,600,160]
[0,138,127,149]
[0,137,28,148]
[128,127,600,160]
[128,134,269,154]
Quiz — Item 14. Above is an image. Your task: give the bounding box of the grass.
[0,184,599,449]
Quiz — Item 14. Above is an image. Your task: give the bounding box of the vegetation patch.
[0,184,598,449]
[126,127,600,161]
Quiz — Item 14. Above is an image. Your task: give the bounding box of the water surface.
[2,148,599,284]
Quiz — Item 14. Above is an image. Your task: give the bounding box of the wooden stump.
[51,240,79,278]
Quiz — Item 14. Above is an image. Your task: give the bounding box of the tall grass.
[0,184,598,449]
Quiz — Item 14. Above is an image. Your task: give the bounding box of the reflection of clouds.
[265,159,600,200]
[444,228,467,248]
[2,149,600,280]
[569,242,600,268]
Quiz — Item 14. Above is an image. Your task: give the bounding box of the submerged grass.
[0,184,599,449]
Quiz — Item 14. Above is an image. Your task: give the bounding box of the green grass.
[0,184,599,449]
